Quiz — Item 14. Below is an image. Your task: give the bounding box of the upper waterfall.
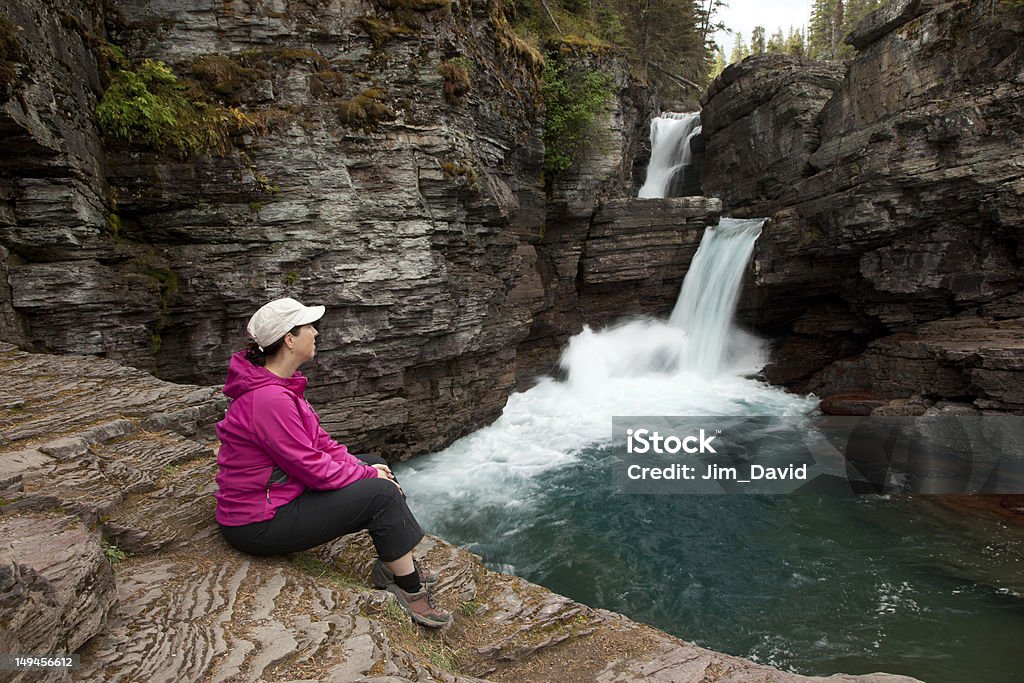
[638,112,702,199]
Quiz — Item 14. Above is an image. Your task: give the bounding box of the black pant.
[219,455,424,561]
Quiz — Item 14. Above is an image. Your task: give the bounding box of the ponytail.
[243,325,302,366]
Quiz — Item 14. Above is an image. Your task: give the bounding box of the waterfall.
[638,111,702,199]
[669,218,765,376]
[400,111,796,513]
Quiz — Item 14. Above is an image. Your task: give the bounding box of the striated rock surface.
[578,196,721,327]
[0,0,686,459]
[0,344,922,683]
[701,0,1024,412]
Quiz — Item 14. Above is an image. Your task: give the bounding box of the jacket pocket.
[266,466,289,503]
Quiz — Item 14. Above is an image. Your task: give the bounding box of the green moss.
[149,332,162,353]
[266,47,330,70]
[355,16,418,48]
[96,54,256,158]
[283,271,300,287]
[439,61,471,104]
[189,54,259,101]
[338,87,394,131]
[489,2,545,77]
[540,58,615,173]
[107,212,121,237]
[139,264,180,312]
[309,70,347,98]
[0,11,21,89]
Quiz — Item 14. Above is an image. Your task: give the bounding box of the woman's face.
[289,324,318,362]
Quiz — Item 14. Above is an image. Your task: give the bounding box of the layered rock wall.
[702,0,1024,413]
[0,0,691,456]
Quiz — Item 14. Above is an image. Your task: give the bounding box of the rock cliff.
[701,0,1024,415]
[0,342,924,682]
[0,0,714,458]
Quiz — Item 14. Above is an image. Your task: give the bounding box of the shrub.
[96,54,255,157]
[540,59,614,173]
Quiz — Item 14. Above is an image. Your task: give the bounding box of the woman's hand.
[373,464,403,494]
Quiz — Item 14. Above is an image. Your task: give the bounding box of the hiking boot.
[370,558,439,589]
[386,583,452,628]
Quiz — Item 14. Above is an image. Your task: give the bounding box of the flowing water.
[638,111,702,198]
[397,114,1024,682]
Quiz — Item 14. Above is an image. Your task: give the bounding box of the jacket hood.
[223,350,308,399]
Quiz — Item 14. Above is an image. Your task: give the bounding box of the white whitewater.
[400,116,812,526]
[670,217,766,376]
[638,111,702,198]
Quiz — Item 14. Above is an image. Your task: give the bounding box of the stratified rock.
[0,513,116,682]
[700,55,845,213]
[809,317,1024,412]
[701,0,1024,404]
[0,0,670,459]
[1,331,920,683]
[580,197,721,323]
[0,342,227,550]
[516,196,721,381]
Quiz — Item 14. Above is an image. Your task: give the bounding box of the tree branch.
[649,61,704,93]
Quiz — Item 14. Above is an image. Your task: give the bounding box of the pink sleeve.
[253,392,377,490]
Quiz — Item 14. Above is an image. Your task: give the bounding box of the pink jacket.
[214,351,378,526]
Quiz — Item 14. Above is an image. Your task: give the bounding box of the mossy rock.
[338,87,395,131]
[372,0,449,13]
[189,55,261,102]
[355,16,418,48]
[309,70,347,98]
[439,61,471,104]
[1,11,22,91]
[96,52,257,158]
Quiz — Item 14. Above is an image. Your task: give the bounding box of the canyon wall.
[701,0,1024,414]
[0,0,713,457]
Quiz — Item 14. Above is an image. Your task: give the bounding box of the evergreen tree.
[729,31,749,63]
[697,0,729,46]
[808,0,880,59]
[617,0,707,101]
[784,26,806,57]
[708,44,727,81]
[750,26,766,55]
[766,28,785,53]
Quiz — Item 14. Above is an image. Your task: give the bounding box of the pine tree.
[708,44,727,81]
[808,0,880,59]
[750,26,766,55]
[617,0,707,101]
[767,28,785,53]
[729,31,750,63]
[784,26,806,57]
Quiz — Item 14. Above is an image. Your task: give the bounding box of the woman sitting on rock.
[215,297,450,628]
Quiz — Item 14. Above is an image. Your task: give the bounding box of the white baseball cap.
[247,297,325,349]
